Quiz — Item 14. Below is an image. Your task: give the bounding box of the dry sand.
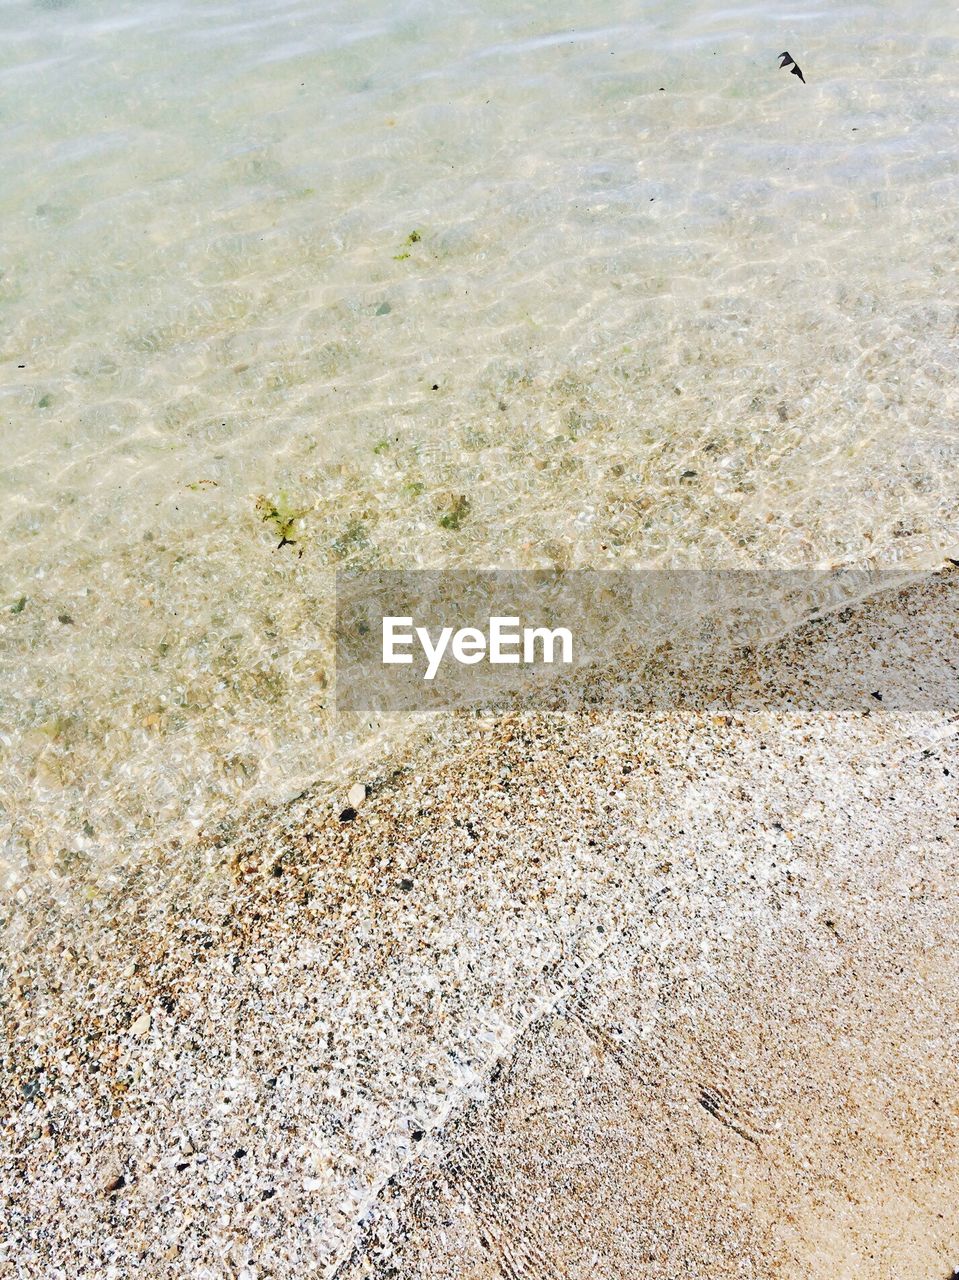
[2,569,959,1279]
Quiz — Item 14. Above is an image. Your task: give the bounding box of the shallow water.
[2,0,958,874]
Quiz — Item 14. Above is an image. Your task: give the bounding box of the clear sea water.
[2,0,958,875]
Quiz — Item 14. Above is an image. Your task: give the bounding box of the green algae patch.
[437,493,470,530]
[255,493,306,548]
[394,230,422,260]
[331,517,369,561]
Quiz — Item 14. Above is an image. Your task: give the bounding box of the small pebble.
[348,782,367,809]
[128,1011,151,1037]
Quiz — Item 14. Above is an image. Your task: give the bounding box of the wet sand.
[3,568,959,1279]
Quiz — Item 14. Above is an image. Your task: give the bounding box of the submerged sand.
[2,569,959,1279]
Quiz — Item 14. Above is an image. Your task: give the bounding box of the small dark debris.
[778,51,805,83]
[339,806,357,823]
[431,383,439,390]
[680,469,697,481]
[175,1161,189,1172]
[22,1077,42,1101]
[104,1174,126,1195]
[871,691,883,702]
[260,1188,276,1200]
[58,613,74,625]
[399,878,414,890]
[234,1148,247,1161]
[11,596,26,614]
[411,1129,425,1141]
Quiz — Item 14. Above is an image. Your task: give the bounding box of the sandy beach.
[3,567,958,1279]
